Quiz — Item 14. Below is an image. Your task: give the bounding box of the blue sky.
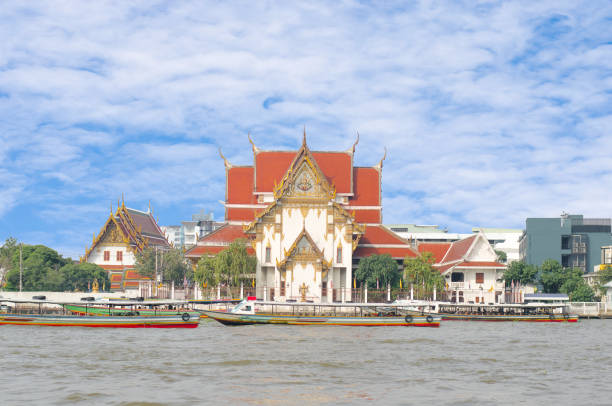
[0,1,611,259]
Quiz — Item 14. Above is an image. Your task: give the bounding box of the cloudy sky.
[0,1,610,258]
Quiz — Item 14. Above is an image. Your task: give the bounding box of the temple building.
[82,199,170,290]
[186,132,419,302]
[417,233,506,303]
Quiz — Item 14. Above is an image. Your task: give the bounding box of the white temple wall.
[87,244,134,266]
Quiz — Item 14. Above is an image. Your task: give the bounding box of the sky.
[0,1,611,259]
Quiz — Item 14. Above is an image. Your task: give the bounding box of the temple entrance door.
[321,281,327,302]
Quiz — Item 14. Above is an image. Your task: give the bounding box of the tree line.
[0,238,110,291]
[503,259,612,302]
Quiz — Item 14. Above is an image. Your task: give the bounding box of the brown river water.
[2,319,611,405]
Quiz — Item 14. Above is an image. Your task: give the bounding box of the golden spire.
[302,126,307,147]
[110,201,113,213]
[218,147,232,169]
[247,132,259,153]
[374,147,387,171]
[348,131,359,154]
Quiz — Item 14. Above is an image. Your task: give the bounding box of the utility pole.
[19,243,23,292]
[154,246,158,296]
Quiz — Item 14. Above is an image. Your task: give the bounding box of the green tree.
[194,255,219,288]
[355,254,400,289]
[539,259,566,293]
[568,283,595,302]
[134,247,192,285]
[503,261,538,287]
[60,262,110,292]
[193,239,256,296]
[4,244,70,291]
[403,252,444,299]
[0,237,18,286]
[495,250,507,263]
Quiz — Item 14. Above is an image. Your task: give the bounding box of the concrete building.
[519,213,612,273]
[161,210,222,250]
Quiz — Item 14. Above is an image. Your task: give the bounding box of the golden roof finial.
[218,147,232,169]
[302,126,307,147]
[375,147,387,171]
[348,131,359,154]
[247,132,259,153]
[148,200,151,213]
[110,201,113,213]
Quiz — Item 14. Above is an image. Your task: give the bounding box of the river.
[2,319,610,405]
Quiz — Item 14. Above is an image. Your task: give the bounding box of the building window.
[451,272,464,282]
[562,254,570,268]
[337,246,342,263]
[265,247,271,263]
[103,251,110,261]
[116,251,123,261]
[561,235,570,250]
[476,273,484,284]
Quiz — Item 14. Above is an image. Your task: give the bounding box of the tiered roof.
[83,200,170,262]
[223,133,384,224]
[188,132,415,262]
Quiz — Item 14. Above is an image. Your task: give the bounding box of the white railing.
[569,302,608,315]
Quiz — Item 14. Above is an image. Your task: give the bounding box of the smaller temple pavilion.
[418,233,506,304]
[82,198,170,290]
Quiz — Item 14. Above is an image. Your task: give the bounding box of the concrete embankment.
[0,291,141,302]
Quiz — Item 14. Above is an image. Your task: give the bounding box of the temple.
[186,132,418,302]
[418,233,506,303]
[82,198,170,290]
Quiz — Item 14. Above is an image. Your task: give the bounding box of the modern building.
[186,132,418,302]
[161,210,222,249]
[519,213,612,273]
[82,199,170,290]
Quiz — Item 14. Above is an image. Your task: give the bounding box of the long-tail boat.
[395,300,578,322]
[0,299,200,328]
[201,298,441,327]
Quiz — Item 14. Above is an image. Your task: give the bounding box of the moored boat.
[396,300,578,322]
[0,299,200,328]
[202,299,441,327]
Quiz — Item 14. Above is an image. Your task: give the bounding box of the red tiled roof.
[254,150,352,194]
[353,209,381,224]
[185,224,254,258]
[126,209,170,246]
[455,261,506,268]
[440,234,477,263]
[226,207,257,222]
[353,246,418,259]
[254,151,295,192]
[351,167,380,206]
[360,225,410,245]
[311,152,351,194]
[434,263,456,273]
[227,167,256,204]
[99,264,129,270]
[124,270,149,280]
[418,243,452,263]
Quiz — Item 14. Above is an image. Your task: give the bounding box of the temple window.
[476,273,484,284]
[116,251,123,261]
[103,251,110,261]
[337,246,342,263]
[265,247,271,263]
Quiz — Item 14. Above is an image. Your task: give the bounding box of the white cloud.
[0,0,610,256]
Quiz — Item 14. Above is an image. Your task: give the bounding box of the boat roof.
[0,298,191,306]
